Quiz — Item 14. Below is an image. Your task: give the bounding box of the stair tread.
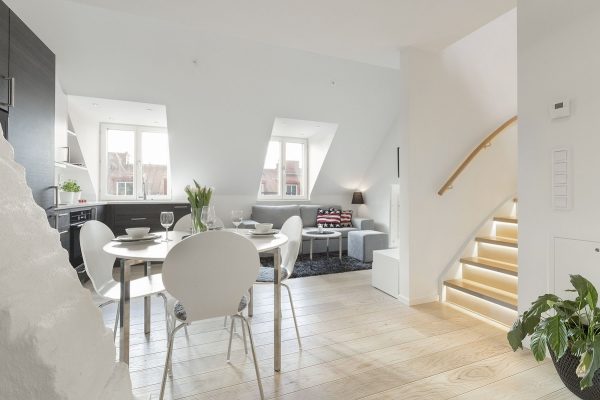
[476,235,518,248]
[444,279,518,309]
[460,256,518,275]
[494,216,518,224]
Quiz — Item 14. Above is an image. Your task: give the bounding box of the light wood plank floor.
[90,267,577,400]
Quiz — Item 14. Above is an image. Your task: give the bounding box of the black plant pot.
[550,348,600,399]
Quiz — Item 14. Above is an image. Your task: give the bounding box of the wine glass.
[231,210,243,231]
[206,205,217,230]
[160,211,174,242]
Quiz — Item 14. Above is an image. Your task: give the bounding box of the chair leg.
[241,316,248,355]
[226,318,235,362]
[239,315,265,400]
[113,302,120,342]
[159,323,186,400]
[248,286,254,317]
[158,293,170,340]
[283,283,302,349]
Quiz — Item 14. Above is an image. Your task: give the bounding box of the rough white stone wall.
[0,133,132,400]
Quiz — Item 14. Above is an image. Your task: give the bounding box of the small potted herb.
[508,275,600,399]
[59,180,81,204]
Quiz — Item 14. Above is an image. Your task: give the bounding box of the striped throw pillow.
[316,208,341,228]
[340,210,353,227]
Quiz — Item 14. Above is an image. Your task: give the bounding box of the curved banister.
[437,116,518,196]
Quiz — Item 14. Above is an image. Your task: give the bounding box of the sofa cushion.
[299,205,342,227]
[251,205,300,229]
[340,210,353,227]
[317,208,341,228]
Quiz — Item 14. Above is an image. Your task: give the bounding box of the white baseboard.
[397,293,439,306]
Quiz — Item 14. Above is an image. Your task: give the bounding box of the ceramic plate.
[113,233,161,242]
[249,229,279,236]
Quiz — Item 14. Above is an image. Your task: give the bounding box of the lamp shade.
[351,191,364,205]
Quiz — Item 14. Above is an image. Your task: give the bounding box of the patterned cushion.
[340,210,353,228]
[316,208,341,228]
[174,296,249,321]
[256,266,290,282]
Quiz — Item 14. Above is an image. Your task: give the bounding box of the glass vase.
[190,206,207,234]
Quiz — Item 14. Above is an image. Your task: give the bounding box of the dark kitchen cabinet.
[0,1,9,113]
[106,203,189,236]
[7,10,55,214]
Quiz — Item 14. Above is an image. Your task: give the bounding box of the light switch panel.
[552,148,571,210]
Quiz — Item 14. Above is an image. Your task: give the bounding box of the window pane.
[260,141,281,196]
[141,131,170,196]
[106,129,135,196]
[285,142,304,197]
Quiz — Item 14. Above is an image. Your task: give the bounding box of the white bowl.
[254,223,273,233]
[126,227,151,239]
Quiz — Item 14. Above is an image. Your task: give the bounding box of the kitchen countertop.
[53,200,187,211]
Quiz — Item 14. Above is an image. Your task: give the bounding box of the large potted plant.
[508,274,600,399]
[59,180,81,204]
[184,180,213,233]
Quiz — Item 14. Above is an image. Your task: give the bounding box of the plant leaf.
[579,341,600,390]
[571,275,598,309]
[546,315,568,360]
[522,313,541,335]
[528,294,560,317]
[530,330,547,361]
[507,319,525,351]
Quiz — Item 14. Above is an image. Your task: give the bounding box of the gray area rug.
[260,252,372,278]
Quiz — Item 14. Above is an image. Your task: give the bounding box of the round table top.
[302,230,342,238]
[103,229,288,261]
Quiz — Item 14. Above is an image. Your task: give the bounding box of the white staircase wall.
[518,0,600,314]
[399,10,517,304]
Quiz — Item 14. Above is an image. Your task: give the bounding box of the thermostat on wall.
[550,99,570,119]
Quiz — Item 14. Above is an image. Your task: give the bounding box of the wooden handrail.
[437,116,518,196]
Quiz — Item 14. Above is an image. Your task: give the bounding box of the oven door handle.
[70,222,86,228]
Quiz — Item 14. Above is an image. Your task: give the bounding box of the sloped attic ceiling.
[7,0,403,198]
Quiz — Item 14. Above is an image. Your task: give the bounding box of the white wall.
[360,117,402,234]
[7,0,402,205]
[400,10,517,304]
[518,0,600,312]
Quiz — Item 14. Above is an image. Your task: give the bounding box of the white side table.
[302,230,342,260]
[372,248,400,299]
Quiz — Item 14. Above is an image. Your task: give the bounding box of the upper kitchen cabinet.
[0,1,9,113]
[7,9,56,214]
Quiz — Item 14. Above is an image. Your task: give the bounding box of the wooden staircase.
[443,209,518,326]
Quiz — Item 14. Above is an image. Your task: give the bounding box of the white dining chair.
[173,213,192,233]
[159,230,264,400]
[243,215,303,348]
[80,220,169,340]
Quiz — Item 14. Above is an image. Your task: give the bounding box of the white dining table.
[102,229,288,372]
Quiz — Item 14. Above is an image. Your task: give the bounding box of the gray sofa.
[241,204,374,255]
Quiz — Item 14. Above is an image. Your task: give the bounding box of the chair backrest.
[80,220,117,294]
[173,213,192,232]
[162,230,260,322]
[280,215,302,276]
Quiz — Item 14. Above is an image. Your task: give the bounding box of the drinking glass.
[231,210,243,231]
[160,211,175,242]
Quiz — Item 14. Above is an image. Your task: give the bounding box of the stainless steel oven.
[69,208,93,270]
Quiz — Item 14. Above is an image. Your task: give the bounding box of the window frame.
[258,136,308,201]
[100,123,171,201]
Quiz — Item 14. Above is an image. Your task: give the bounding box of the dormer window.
[258,137,307,200]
